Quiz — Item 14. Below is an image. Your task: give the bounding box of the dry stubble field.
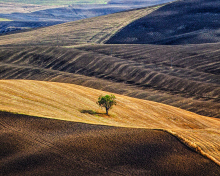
[0,5,162,46]
[0,80,220,168]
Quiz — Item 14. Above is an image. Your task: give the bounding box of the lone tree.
[97,94,116,115]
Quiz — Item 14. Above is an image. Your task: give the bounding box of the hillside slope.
[0,45,219,118]
[0,5,162,46]
[106,0,220,45]
[1,111,220,175]
[0,80,220,167]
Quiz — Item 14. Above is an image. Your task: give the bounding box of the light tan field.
[0,2,64,14]
[0,18,12,21]
[0,5,162,46]
[0,79,220,166]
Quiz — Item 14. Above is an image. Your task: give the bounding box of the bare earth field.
[1,111,220,176]
[106,0,220,45]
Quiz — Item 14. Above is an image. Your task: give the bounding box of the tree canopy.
[96,94,116,115]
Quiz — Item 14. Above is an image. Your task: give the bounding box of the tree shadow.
[80,110,108,117]
[80,109,110,117]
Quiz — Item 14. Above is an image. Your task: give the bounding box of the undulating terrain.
[0,80,220,175]
[0,5,161,45]
[2,111,220,175]
[106,0,220,45]
[0,0,172,35]
[0,0,220,175]
[0,44,219,118]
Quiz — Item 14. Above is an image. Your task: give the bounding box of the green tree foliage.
[96,94,116,115]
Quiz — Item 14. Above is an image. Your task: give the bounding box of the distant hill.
[0,0,171,6]
[0,6,161,45]
[0,0,109,6]
[106,0,220,45]
[0,1,172,35]
[0,5,129,35]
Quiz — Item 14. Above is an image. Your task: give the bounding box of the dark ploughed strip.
[1,111,220,175]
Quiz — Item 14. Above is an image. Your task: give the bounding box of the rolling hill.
[0,1,172,35]
[0,0,109,6]
[1,111,220,175]
[106,0,220,45]
[2,0,220,45]
[1,111,220,176]
[0,80,220,171]
[0,5,164,45]
[0,44,219,118]
[0,0,171,6]
[0,0,220,174]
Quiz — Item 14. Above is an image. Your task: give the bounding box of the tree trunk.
[106,108,109,115]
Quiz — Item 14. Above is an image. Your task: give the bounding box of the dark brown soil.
[106,0,220,45]
[1,111,220,176]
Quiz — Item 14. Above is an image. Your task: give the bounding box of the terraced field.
[0,80,220,168]
[0,44,219,118]
[0,5,162,46]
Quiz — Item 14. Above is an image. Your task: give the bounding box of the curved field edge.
[1,111,220,175]
[0,5,164,46]
[0,45,219,118]
[0,79,220,166]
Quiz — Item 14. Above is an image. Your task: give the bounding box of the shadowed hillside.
[1,111,220,175]
[106,0,220,45]
[0,44,219,118]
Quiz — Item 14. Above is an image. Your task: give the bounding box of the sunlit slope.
[0,45,219,118]
[0,80,220,165]
[0,5,162,46]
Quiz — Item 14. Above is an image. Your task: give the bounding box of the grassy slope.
[0,5,162,46]
[0,79,220,166]
[0,45,219,118]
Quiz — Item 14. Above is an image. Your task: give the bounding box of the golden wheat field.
[0,79,220,166]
